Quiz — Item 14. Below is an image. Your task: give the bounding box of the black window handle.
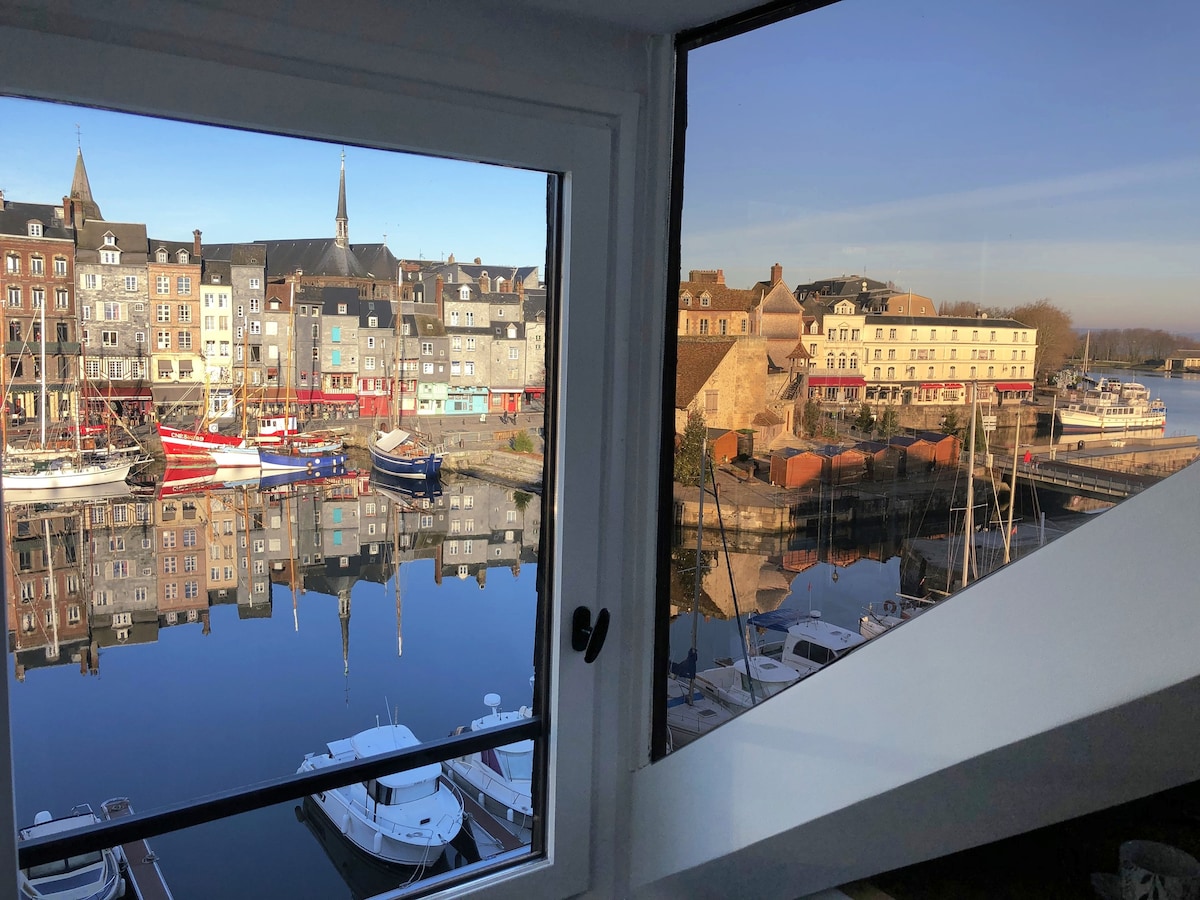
[571,606,610,664]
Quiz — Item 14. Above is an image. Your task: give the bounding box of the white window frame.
[0,22,659,900]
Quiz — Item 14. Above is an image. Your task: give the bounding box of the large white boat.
[1056,380,1166,435]
[298,722,464,866]
[2,456,139,493]
[443,693,535,843]
[18,804,126,900]
[749,608,867,677]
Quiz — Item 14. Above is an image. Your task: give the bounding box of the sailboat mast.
[39,291,47,447]
[960,388,976,589]
[1004,409,1020,565]
[688,432,708,700]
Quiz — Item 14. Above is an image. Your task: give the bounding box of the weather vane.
[75,124,81,148]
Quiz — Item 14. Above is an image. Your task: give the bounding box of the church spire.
[335,150,348,249]
[68,146,102,227]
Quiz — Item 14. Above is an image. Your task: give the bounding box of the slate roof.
[0,201,74,240]
[203,259,232,283]
[250,238,399,280]
[148,238,195,259]
[413,313,447,337]
[448,263,539,286]
[359,300,396,329]
[200,243,267,267]
[799,275,890,297]
[879,314,1032,330]
[675,339,737,408]
[69,149,103,222]
[75,220,148,262]
[522,288,548,322]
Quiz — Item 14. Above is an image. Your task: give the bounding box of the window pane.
[660,0,1200,753]
[3,97,552,896]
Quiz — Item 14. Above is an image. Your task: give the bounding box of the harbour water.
[5,472,539,898]
[669,367,1200,715]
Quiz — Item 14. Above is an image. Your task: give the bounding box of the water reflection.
[5,468,540,897]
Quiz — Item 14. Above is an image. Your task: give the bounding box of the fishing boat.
[258,447,347,472]
[1056,379,1166,435]
[748,608,866,678]
[443,693,535,843]
[298,721,464,866]
[368,428,442,480]
[18,804,126,900]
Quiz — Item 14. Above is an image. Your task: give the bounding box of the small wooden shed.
[854,440,904,481]
[888,435,932,473]
[817,444,868,485]
[916,431,962,468]
[769,448,822,489]
[706,427,740,465]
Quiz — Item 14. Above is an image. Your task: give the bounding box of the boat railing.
[451,760,525,809]
[343,792,460,843]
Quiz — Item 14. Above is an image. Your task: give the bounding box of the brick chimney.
[435,274,444,321]
[770,262,783,285]
[516,278,524,301]
[479,271,491,292]
[715,268,725,284]
[193,229,202,258]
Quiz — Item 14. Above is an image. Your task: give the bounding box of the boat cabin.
[748,609,867,678]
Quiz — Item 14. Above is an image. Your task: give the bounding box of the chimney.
[516,278,524,300]
[193,229,202,258]
[480,271,491,293]
[770,262,783,285]
[435,274,444,321]
[715,269,725,285]
[474,257,482,265]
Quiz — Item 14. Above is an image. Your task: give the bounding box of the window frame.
[0,11,671,900]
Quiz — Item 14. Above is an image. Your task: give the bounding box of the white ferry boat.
[1056,380,1166,435]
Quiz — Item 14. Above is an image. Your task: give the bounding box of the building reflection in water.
[4,469,542,683]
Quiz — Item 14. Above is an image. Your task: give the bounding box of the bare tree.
[1008,299,1074,379]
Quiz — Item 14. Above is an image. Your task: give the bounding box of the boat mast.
[687,432,707,703]
[39,288,47,447]
[44,517,59,660]
[960,387,976,589]
[1003,409,1019,565]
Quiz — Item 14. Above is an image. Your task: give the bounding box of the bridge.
[991,458,1162,502]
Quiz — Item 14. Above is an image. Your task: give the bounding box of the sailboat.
[368,307,441,479]
[665,435,735,748]
[2,295,145,492]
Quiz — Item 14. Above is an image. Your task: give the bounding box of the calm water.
[671,368,1200,690]
[6,471,539,899]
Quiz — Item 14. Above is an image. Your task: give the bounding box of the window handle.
[571,606,610,664]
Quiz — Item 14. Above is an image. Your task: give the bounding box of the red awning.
[808,376,866,387]
[295,389,322,403]
[323,393,358,404]
[919,383,943,390]
[944,383,964,389]
[995,382,1032,392]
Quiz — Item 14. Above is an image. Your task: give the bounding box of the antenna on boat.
[485,693,501,715]
[384,697,394,726]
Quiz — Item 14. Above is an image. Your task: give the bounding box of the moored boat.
[2,456,139,492]
[258,448,347,472]
[298,722,464,866]
[694,655,801,713]
[18,804,126,900]
[1056,379,1166,435]
[443,693,535,843]
[368,429,442,480]
[749,608,866,677]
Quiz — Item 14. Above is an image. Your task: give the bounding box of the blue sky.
[0,97,548,270]
[683,0,1200,331]
[2,1,1197,332]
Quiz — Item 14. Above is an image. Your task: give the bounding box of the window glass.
[660,0,1200,754]
[2,96,556,897]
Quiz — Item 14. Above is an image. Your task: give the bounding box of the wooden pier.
[100,798,175,900]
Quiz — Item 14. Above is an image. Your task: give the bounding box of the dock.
[439,775,526,857]
[100,798,174,900]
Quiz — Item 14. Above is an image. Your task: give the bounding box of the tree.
[854,402,874,432]
[876,406,900,439]
[512,490,533,514]
[511,430,534,453]
[801,400,821,438]
[1007,299,1074,379]
[675,405,708,486]
[940,408,961,439]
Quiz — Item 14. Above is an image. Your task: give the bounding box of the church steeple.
[335,151,348,249]
[68,147,102,227]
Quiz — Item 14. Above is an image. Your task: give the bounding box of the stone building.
[147,235,203,421]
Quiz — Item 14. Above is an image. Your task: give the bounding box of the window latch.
[571,606,610,664]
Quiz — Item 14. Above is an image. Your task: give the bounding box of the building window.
[157,331,171,349]
[249,277,260,289]
[29,255,45,275]
[55,289,69,309]
[54,257,68,276]
[509,346,520,360]
[81,273,98,289]
[101,250,120,264]
[177,276,191,294]
[465,311,475,326]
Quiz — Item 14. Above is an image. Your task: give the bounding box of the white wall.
[631,460,1200,897]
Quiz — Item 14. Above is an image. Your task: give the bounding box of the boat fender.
[340,814,350,835]
[507,808,515,823]
[883,599,898,614]
[373,831,384,855]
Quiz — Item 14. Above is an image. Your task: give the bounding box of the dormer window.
[177,250,189,264]
[210,274,221,284]
[507,323,518,339]
[459,285,471,300]
[27,222,43,238]
[699,292,711,307]
[337,303,347,314]
[681,291,692,306]
[157,249,169,263]
[100,250,120,265]
[102,231,117,247]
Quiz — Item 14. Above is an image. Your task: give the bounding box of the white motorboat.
[1056,379,1166,434]
[299,722,464,866]
[2,457,138,492]
[694,655,801,712]
[443,693,534,843]
[749,608,866,677]
[18,804,126,900]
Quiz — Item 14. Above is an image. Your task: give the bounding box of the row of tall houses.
[5,475,541,679]
[675,265,1038,437]
[1,152,547,430]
